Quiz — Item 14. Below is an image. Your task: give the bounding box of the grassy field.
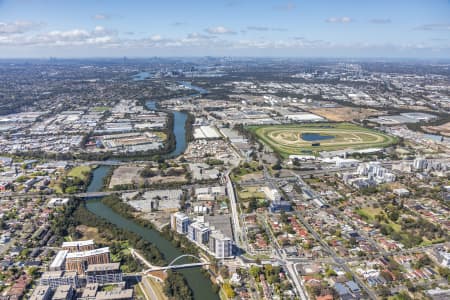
[67,165,92,181]
[154,131,168,141]
[355,207,382,221]
[237,186,266,200]
[91,106,111,112]
[248,123,397,157]
[356,207,401,232]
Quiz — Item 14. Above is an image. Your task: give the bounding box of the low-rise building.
[86,263,123,284]
[49,250,68,271]
[30,285,52,300]
[95,289,134,300]
[52,285,74,300]
[62,240,95,252]
[66,247,110,274]
[40,271,79,289]
[426,287,450,300]
[79,283,99,300]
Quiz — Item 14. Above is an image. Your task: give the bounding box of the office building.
[414,157,427,170]
[209,231,232,258]
[171,212,190,234]
[188,222,210,245]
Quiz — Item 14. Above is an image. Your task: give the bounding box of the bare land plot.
[422,122,450,137]
[109,165,144,188]
[309,107,383,122]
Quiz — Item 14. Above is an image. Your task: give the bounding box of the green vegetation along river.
[145,100,188,158]
[85,165,219,300]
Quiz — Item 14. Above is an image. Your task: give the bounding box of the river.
[145,100,188,158]
[82,80,218,299]
[85,96,218,299]
[85,166,219,300]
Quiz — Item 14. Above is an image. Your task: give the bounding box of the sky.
[0,0,449,58]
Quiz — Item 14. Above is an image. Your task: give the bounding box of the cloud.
[1,23,448,57]
[247,26,288,32]
[205,26,236,35]
[272,27,288,32]
[93,14,110,20]
[247,26,269,31]
[171,21,187,27]
[0,26,119,47]
[370,18,391,24]
[233,38,330,49]
[414,24,450,31]
[0,21,44,35]
[150,34,162,41]
[187,32,215,40]
[273,1,296,11]
[326,17,353,23]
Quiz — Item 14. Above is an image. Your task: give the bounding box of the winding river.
[145,100,188,158]
[86,166,219,300]
[85,90,218,300]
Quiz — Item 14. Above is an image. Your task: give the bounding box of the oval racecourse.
[249,123,397,157]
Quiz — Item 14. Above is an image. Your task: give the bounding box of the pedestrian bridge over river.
[143,254,210,273]
[130,249,210,275]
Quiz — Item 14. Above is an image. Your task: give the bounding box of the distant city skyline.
[0,0,449,58]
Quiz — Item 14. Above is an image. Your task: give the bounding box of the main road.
[225,170,244,250]
[259,214,309,300]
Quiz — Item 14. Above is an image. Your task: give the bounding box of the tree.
[247,197,258,213]
[164,270,193,300]
[249,266,261,279]
[219,265,230,278]
[280,211,288,223]
[222,282,235,299]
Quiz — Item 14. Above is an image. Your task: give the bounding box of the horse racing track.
[248,123,397,157]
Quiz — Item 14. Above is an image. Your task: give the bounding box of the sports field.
[249,123,397,157]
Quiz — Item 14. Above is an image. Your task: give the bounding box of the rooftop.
[66,247,109,259]
[81,283,99,298]
[29,285,51,300]
[62,239,94,248]
[52,285,73,300]
[49,250,68,269]
[86,262,121,272]
[95,289,133,300]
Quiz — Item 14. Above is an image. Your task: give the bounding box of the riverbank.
[82,165,220,300]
